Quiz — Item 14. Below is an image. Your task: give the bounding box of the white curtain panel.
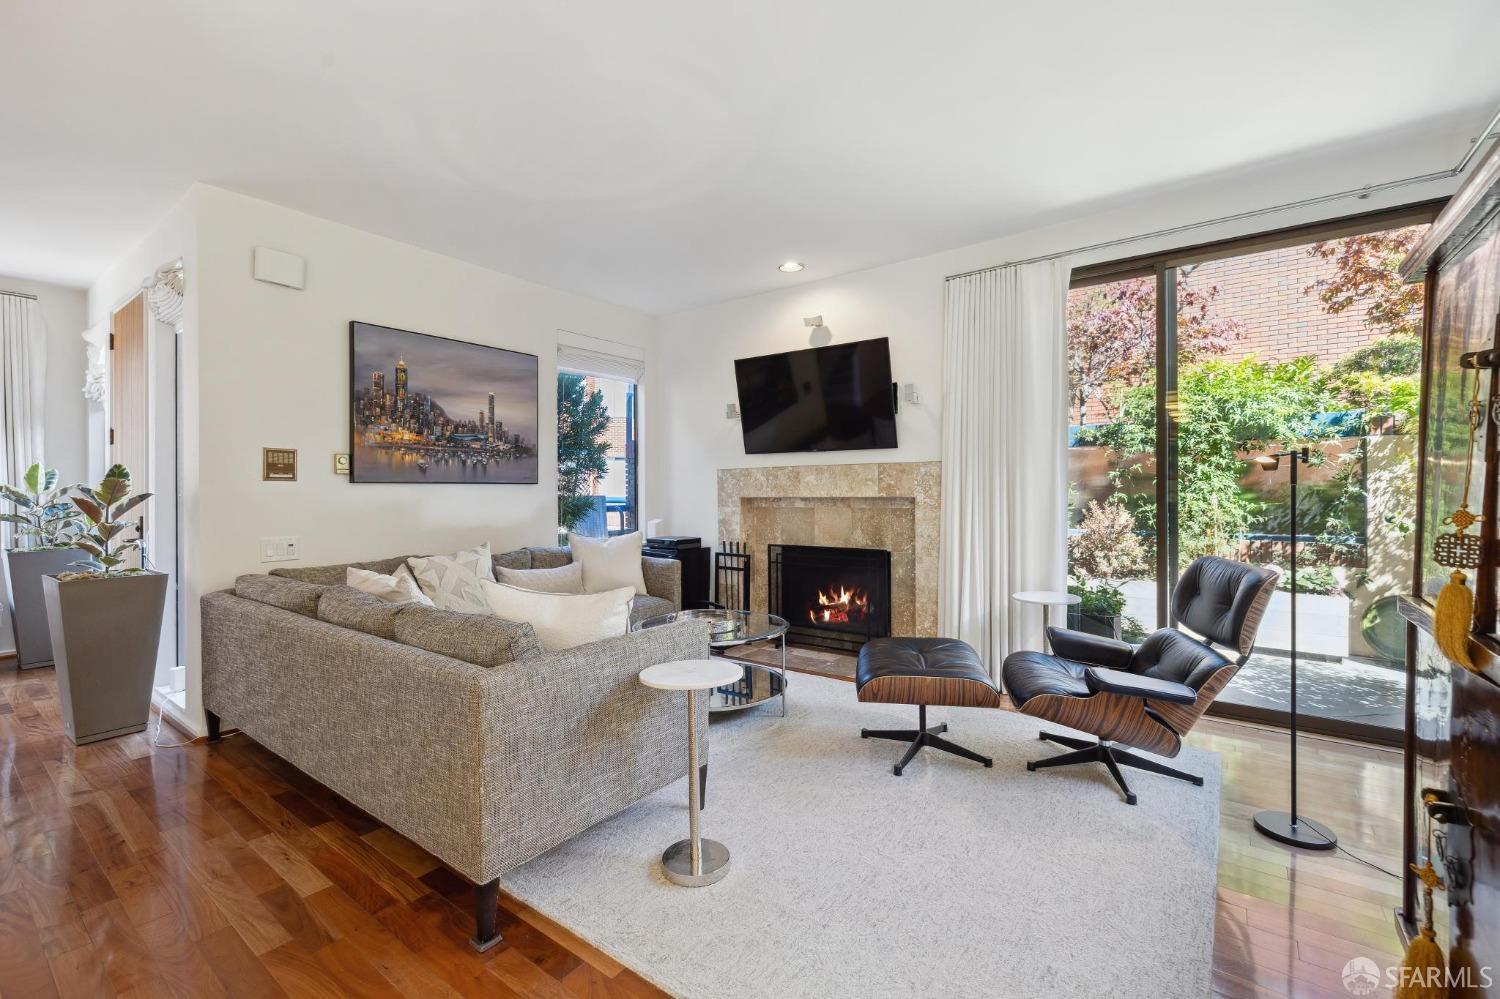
[939,260,1071,671]
[0,294,48,550]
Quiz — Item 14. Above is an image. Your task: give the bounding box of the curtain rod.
[945,107,1500,282]
[1,290,39,300]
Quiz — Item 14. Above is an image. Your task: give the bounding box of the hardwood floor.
[0,658,1405,998]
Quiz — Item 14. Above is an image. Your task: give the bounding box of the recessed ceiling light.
[778,261,804,273]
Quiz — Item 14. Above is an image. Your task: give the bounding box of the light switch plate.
[333,453,351,475]
[259,537,301,562]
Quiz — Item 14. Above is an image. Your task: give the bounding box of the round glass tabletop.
[634,608,789,648]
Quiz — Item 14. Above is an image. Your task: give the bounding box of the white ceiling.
[3,0,1498,313]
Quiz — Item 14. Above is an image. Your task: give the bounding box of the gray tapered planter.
[2,548,78,668]
[42,571,167,745]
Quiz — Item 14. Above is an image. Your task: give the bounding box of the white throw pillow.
[407,543,494,613]
[346,565,433,606]
[480,580,634,652]
[496,561,585,594]
[567,531,647,595]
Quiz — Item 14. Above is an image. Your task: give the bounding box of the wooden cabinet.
[1399,140,1500,995]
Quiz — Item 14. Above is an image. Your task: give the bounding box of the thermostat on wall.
[253,246,306,290]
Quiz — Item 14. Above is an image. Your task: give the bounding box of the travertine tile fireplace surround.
[717,462,940,637]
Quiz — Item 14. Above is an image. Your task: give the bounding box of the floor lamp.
[1250,446,1338,851]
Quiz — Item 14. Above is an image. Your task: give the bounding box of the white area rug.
[503,672,1220,999]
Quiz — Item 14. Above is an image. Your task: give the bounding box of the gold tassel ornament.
[1434,569,1475,670]
[1397,800,1448,999]
[1430,364,1485,673]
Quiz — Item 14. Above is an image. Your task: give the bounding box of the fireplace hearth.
[769,544,892,653]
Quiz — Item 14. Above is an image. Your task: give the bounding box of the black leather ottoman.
[856,637,1003,776]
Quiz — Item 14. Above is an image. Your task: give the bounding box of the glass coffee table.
[633,609,789,715]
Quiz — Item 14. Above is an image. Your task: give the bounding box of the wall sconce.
[805,315,833,347]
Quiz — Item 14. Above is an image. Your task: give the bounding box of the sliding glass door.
[1066,209,1432,741]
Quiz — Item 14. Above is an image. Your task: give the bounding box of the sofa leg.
[471,878,502,952]
[698,762,708,808]
[205,710,222,743]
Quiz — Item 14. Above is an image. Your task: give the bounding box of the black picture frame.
[348,321,540,484]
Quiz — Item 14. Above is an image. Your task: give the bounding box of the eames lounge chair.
[1000,557,1278,804]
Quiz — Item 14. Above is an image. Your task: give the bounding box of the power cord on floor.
[1299,823,1401,878]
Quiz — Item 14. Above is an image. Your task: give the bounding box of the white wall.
[87,185,659,734]
[654,129,1470,548]
[191,185,658,590]
[0,275,89,654]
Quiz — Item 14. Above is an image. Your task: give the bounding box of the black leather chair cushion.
[1171,557,1278,655]
[1084,666,1196,704]
[1133,629,1232,690]
[856,637,1001,706]
[1044,627,1134,670]
[1000,651,1090,708]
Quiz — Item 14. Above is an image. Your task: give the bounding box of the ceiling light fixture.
[778,261,804,273]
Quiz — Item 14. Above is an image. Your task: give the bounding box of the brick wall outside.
[1185,242,1377,368]
[1069,228,1425,424]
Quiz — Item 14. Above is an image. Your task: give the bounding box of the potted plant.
[42,464,165,745]
[1,463,83,668]
[1066,499,1146,640]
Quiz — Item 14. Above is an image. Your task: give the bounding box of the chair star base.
[862,704,994,776]
[1025,731,1203,805]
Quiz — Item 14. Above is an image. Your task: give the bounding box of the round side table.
[638,659,743,887]
[1012,590,1081,652]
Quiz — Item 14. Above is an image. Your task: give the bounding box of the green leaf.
[95,522,126,542]
[23,463,41,494]
[1,486,35,509]
[71,496,103,524]
[73,540,104,558]
[98,555,123,568]
[41,468,58,492]
[112,494,151,519]
[69,558,103,572]
[95,476,130,506]
[0,514,30,526]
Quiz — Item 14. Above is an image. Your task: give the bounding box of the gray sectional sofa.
[201,545,707,951]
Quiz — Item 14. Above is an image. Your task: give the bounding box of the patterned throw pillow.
[406,544,494,613]
[496,561,585,594]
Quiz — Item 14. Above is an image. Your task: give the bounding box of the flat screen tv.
[734,337,898,454]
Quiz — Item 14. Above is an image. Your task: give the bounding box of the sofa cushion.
[234,575,329,617]
[271,555,415,586]
[493,548,533,572]
[629,594,674,627]
[317,586,410,640]
[496,561,584,594]
[392,605,543,667]
[526,546,572,570]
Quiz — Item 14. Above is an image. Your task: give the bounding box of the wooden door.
[110,293,148,569]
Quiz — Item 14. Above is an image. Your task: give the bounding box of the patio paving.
[1217,650,1404,733]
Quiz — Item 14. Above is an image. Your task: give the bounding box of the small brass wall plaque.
[263,447,298,481]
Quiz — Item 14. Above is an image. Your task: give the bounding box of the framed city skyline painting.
[349,321,540,484]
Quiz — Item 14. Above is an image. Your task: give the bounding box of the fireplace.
[769,544,892,653]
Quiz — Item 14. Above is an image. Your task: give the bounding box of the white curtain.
[939,260,1071,671]
[0,293,48,550]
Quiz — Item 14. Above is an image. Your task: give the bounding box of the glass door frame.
[1069,200,1443,744]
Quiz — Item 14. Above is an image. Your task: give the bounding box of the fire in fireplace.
[769,544,891,653]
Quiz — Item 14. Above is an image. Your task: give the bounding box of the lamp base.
[1253,810,1338,850]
